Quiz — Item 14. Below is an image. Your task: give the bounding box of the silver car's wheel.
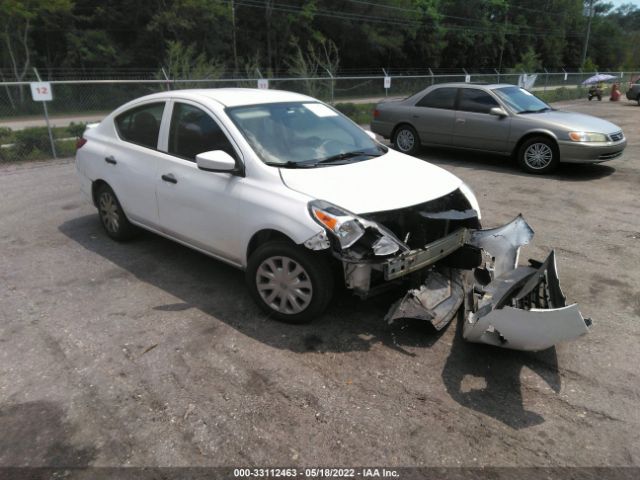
[524,142,553,170]
[517,136,559,174]
[256,255,313,315]
[393,125,420,155]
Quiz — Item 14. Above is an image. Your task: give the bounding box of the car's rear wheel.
[246,241,334,324]
[393,124,421,155]
[96,184,136,240]
[518,136,559,174]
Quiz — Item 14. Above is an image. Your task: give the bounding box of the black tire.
[96,183,137,241]
[246,241,334,324]
[636,94,640,106]
[392,124,421,155]
[517,136,559,174]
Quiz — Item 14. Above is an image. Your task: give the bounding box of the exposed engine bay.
[306,189,591,351]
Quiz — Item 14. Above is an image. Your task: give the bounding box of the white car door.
[155,100,246,265]
[105,101,166,228]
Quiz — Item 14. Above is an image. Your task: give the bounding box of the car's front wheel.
[96,184,136,240]
[517,136,559,174]
[393,124,421,155]
[246,241,334,324]
[636,94,640,106]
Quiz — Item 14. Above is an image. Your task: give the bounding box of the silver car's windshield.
[492,86,551,114]
[226,102,385,167]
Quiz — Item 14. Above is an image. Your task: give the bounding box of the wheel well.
[246,229,295,262]
[512,132,559,159]
[91,179,109,207]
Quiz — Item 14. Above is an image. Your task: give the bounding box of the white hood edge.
[279,150,463,214]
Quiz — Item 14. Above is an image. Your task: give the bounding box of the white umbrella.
[582,74,618,85]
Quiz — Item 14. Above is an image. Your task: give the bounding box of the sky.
[609,0,640,7]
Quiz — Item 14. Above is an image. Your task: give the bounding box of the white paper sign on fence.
[384,76,391,89]
[30,82,53,101]
[257,78,269,89]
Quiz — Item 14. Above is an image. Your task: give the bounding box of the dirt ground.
[0,98,638,472]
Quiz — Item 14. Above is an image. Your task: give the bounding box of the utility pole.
[497,5,509,75]
[230,0,238,75]
[581,0,595,68]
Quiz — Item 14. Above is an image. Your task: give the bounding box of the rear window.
[114,102,165,149]
[416,87,458,110]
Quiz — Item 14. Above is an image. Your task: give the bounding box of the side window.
[458,89,499,114]
[169,103,236,161]
[114,102,164,149]
[416,87,458,110]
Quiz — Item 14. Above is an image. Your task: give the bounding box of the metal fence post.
[32,68,56,159]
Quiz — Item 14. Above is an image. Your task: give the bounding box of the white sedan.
[76,88,590,351]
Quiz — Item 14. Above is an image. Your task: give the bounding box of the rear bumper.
[558,139,627,163]
[370,119,394,139]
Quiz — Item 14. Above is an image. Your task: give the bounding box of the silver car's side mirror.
[490,107,508,117]
[196,150,236,173]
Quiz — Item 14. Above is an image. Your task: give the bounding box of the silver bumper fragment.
[385,270,465,330]
[463,250,591,351]
[385,215,591,351]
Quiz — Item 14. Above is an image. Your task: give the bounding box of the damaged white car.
[76,88,591,351]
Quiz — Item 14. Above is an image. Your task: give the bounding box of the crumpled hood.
[536,110,622,134]
[279,149,463,214]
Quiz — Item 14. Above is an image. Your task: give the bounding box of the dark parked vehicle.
[625,82,640,104]
[371,83,626,174]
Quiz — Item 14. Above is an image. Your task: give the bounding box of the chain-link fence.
[0,70,636,161]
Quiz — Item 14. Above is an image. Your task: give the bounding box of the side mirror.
[489,107,508,117]
[364,130,378,140]
[196,150,237,173]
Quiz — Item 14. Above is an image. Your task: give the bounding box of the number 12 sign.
[30,82,53,102]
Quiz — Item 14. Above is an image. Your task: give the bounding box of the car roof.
[428,82,516,90]
[131,88,316,108]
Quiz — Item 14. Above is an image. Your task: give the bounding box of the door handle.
[455,118,466,124]
[105,155,117,165]
[161,173,177,184]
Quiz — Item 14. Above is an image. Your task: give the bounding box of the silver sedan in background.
[371,83,627,174]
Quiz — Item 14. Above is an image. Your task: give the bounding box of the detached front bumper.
[347,215,591,351]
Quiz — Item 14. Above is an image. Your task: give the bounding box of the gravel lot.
[0,98,638,471]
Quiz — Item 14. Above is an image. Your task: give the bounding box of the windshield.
[492,86,551,113]
[226,102,386,167]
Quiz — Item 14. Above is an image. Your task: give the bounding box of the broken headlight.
[308,200,401,255]
[309,200,365,248]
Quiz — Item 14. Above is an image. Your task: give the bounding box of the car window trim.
[415,87,460,110]
[113,100,167,150]
[163,98,245,169]
[457,87,500,114]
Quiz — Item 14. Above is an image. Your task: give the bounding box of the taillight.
[373,109,380,118]
[76,137,87,149]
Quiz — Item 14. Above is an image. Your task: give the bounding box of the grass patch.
[537,86,588,103]
[333,102,376,125]
[0,123,84,163]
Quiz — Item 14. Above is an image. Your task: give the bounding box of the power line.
[230,0,585,38]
